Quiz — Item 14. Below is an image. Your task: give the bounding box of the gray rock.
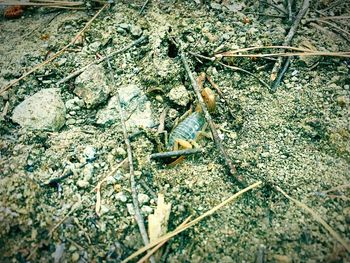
[74,64,110,108]
[12,88,66,131]
[96,84,155,128]
[168,85,190,106]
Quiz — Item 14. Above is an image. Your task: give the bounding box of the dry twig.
[275,186,350,253]
[106,59,155,263]
[122,181,262,262]
[150,148,204,160]
[0,3,108,95]
[270,0,310,90]
[179,48,243,184]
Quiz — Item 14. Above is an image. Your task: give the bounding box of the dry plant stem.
[275,186,350,253]
[57,35,147,85]
[218,51,350,58]
[0,1,84,7]
[270,0,310,89]
[139,0,150,14]
[150,148,204,159]
[137,216,192,263]
[216,45,343,56]
[270,57,291,90]
[106,59,155,263]
[0,3,108,95]
[180,50,243,184]
[313,19,350,42]
[287,0,293,22]
[122,181,262,263]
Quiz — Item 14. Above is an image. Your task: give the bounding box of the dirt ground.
[0,0,349,262]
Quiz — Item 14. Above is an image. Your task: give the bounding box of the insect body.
[167,111,206,150]
[167,86,216,152]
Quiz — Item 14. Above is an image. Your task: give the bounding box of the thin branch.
[275,186,350,253]
[179,46,244,184]
[0,3,109,95]
[139,0,150,14]
[218,51,350,58]
[122,181,262,262]
[105,59,155,263]
[217,45,321,56]
[150,148,204,160]
[309,19,350,42]
[56,35,148,85]
[270,0,310,90]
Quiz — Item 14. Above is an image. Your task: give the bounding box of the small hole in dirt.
[167,40,178,58]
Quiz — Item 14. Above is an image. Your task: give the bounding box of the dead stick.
[179,49,244,184]
[105,59,155,263]
[139,0,150,14]
[0,3,108,95]
[150,148,204,160]
[270,0,310,90]
[57,35,147,85]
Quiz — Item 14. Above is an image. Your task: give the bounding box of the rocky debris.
[137,193,150,205]
[74,64,110,108]
[130,25,143,38]
[12,88,66,131]
[65,97,84,111]
[168,85,190,106]
[83,145,96,162]
[96,84,155,129]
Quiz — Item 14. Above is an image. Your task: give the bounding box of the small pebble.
[130,25,142,37]
[116,192,128,202]
[137,193,150,204]
[126,203,135,215]
[115,147,126,157]
[119,23,130,30]
[83,145,96,162]
[141,205,153,215]
[71,252,80,262]
[82,163,94,181]
[77,180,90,188]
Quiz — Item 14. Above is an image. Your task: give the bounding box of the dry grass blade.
[216,45,350,58]
[0,0,84,6]
[122,181,262,263]
[0,3,108,95]
[218,51,350,58]
[275,186,350,253]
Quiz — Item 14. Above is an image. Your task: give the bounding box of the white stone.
[12,88,66,131]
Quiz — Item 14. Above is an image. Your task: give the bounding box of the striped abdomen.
[167,111,205,149]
